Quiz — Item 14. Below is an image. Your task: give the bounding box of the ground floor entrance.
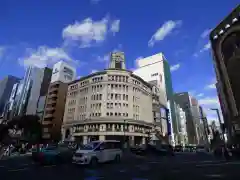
[73,135,146,146]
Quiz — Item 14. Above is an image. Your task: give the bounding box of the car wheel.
[90,157,98,167]
[115,154,121,163]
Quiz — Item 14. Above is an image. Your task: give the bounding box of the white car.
[72,140,122,166]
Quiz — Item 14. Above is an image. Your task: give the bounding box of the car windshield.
[81,142,100,150]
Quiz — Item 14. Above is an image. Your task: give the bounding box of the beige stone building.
[62,52,165,145]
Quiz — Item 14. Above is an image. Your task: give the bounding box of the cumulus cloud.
[76,75,82,79]
[170,63,181,72]
[205,83,216,89]
[198,96,219,106]
[62,16,120,48]
[201,28,212,38]
[110,20,120,35]
[96,54,109,63]
[0,46,6,57]
[205,78,217,90]
[194,42,211,57]
[200,42,211,53]
[18,46,76,68]
[135,56,143,68]
[148,20,182,47]
[91,69,98,73]
[197,93,204,97]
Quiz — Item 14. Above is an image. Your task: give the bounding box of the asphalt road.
[1,152,240,180]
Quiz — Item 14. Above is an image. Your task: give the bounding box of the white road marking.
[119,169,126,173]
[196,161,240,167]
[8,168,29,172]
[42,165,57,168]
[205,174,224,178]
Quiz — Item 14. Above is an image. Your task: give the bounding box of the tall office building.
[210,5,240,143]
[174,92,198,144]
[3,82,20,120]
[199,106,210,145]
[26,67,52,116]
[175,104,188,145]
[133,53,177,144]
[4,66,52,119]
[42,61,76,141]
[0,75,20,116]
[163,60,178,143]
[191,97,202,144]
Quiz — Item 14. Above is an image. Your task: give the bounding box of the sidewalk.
[1,152,32,160]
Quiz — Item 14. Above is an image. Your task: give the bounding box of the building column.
[130,136,135,146]
[142,137,146,144]
[83,136,88,145]
[61,128,65,141]
[99,135,105,141]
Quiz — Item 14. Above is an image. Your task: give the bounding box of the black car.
[174,145,183,152]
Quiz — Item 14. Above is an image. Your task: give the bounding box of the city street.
[1,152,240,180]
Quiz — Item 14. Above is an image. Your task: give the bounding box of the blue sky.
[0,0,239,122]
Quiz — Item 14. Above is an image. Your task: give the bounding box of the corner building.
[210,5,240,142]
[62,52,160,145]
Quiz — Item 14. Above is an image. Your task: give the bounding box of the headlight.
[82,155,88,159]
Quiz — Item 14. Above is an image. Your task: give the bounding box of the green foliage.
[0,115,42,144]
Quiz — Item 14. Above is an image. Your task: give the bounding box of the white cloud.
[148,20,182,47]
[110,20,120,35]
[189,90,196,96]
[194,42,211,57]
[201,28,212,38]
[96,54,109,63]
[0,46,6,57]
[198,96,219,106]
[205,83,216,89]
[205,78,217,90]
[91,69,98,73]
[76,75,82,79]
[135,56,143,68]
[19,46,75,68]
[197,93,204,97]
[170,63,181,72]
[200,42,211,53]
[62,16,120,48]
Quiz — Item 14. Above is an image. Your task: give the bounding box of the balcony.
[48,93,57,98]
[135,129,143,133]
[115,128,121,132]
[106,128,113,131]
[44,114,53,118]
[75,129,84,133]
[88,128,99,132]
[42,120,52,125]
[45,107,55,111]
